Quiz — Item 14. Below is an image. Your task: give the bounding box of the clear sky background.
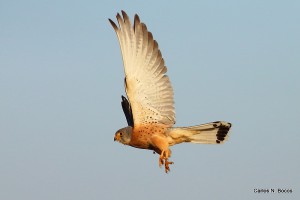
[1,0,299,200]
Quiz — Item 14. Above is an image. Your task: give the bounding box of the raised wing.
[109,11,175,127]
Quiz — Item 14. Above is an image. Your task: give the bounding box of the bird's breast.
[128,125,168,150]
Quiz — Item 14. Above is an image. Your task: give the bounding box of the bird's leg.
[151,135,174,172]
[159,151,165,167]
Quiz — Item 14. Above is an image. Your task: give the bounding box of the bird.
[109,11,232,173]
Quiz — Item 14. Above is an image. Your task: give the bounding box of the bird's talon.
[164,159,174,173]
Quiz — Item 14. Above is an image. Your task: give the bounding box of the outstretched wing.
[109,11,175,127]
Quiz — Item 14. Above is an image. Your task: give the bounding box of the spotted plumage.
[110,11,232,173]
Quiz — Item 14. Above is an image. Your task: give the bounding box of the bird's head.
[114,126,132,145]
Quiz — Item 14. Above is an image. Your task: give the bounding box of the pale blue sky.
[1,1,299,200]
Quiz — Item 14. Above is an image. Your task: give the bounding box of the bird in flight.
[109,11,232,173]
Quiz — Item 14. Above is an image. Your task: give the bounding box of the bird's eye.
[119,132,123,137]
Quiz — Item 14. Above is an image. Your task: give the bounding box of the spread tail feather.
[167,121,232,145]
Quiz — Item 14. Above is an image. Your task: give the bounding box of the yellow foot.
[158,150,173,173]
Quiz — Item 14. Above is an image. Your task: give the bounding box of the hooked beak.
[114,134,120,142]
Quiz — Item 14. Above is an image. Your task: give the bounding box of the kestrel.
[109,11,232,173]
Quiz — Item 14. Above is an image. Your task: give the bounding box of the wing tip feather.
[108,18,118,31]
[116,12,123,26]
[141,23,148,31]
[134,14,140,24]
[121,10,129,22]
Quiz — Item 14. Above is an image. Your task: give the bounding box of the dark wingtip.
[116,12,122,21]
[121,95,134,127]
[108,18,118,31]
[121,10,128,19]
[134,14,140,24]
[133,14,140,31]
[141,22,147,31]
